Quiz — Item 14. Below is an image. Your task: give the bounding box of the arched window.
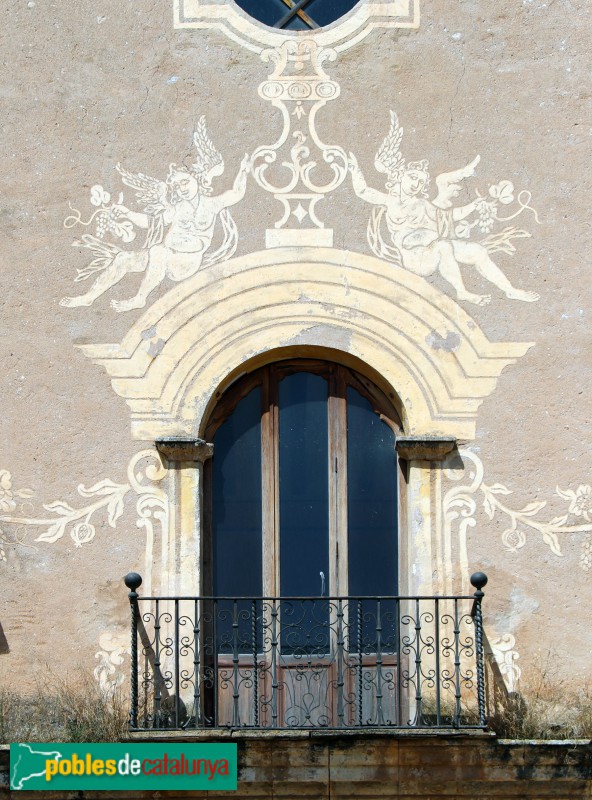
[203,360,401,601]
[201,360,403,726]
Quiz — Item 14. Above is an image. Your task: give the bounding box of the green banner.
[10,742,237,791]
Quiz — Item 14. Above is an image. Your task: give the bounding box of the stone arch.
[199,344,405,440]
[80,248,533,441]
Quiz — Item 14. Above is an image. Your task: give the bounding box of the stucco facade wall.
[0,0,590,699]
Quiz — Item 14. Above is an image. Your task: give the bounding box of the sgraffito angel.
[349,111,539,306]
[61,117,251,312]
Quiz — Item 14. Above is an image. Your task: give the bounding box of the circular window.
[234,0,361,30]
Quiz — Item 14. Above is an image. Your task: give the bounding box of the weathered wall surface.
[0,0,591,700]
[2,736,592,799]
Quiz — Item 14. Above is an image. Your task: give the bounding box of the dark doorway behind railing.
[123,572,488,731]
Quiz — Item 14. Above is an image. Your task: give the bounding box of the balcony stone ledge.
[124,727,493,742]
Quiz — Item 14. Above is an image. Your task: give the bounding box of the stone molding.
[79,248,533,442]
[155,439,214,463]
[396,437,456,462]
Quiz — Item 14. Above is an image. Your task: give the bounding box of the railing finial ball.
[124,572,142,592]
[470,571,488,591]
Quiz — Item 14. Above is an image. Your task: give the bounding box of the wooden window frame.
[203,358,404,600]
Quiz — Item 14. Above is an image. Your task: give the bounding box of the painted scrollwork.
[252,41,347,232]
[443,449,592,574]
[488,633,521,693]
[0,453,170,694]
[0,450,168,564]
[581,533,592,572]
[94,629,129,697]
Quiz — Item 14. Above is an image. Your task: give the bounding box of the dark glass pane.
[233,0,289,27]
[346,385,398,597]
[283,14,312,30]
[233,0,359,28]
[279,372,329,600]
[299,0,359,26]
[212,385,262,598]
[347,386,398,650]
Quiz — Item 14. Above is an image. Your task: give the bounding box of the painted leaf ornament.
[90,185,111,207]
[489,180,514,205]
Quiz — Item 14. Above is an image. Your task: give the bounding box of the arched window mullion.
[328,366,348,599]
[342,367,401,431]
[262,366,280,598]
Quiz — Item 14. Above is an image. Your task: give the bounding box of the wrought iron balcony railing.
[124,573,488,731]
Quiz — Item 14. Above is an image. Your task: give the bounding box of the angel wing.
[115,164,166,249]
[191,115,224,183]
[115,164,167,214]
[374,110,405,182]
[433,155,480,209]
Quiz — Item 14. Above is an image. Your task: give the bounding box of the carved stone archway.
[80,247,532,443]
[80,247,533,596]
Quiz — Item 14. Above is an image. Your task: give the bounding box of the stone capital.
[155,438,214,463]
[396,437,457,462]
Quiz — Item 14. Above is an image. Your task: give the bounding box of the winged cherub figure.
[61,117,251,312]
[349,111,539,305]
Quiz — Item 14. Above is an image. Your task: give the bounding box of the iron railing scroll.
[124,573,489,731]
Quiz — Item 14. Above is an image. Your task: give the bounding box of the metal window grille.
[234,0,360,31]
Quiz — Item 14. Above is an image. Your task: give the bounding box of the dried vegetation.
[487,654,592,740]
[0,671,127,743]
